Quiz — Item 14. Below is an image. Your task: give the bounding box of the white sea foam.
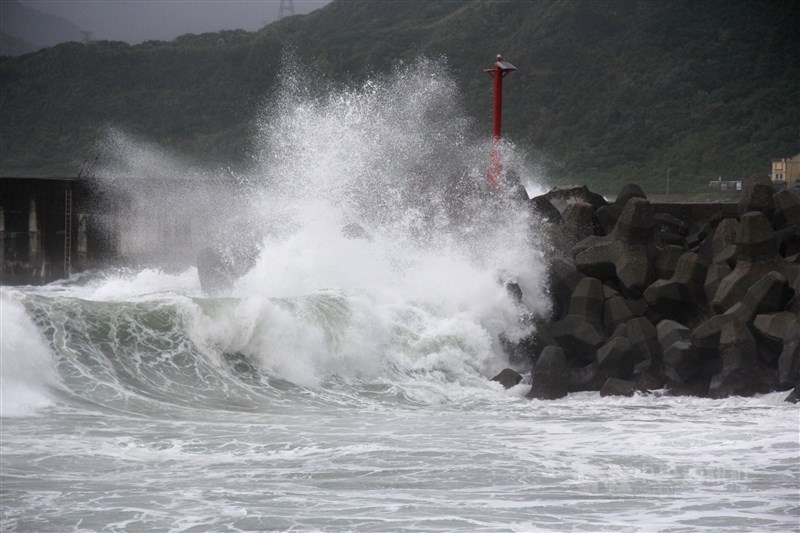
[0,289,59,417]
[45,267,203,301]
[81,58,549,389]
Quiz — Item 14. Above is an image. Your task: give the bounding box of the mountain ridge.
[1,0,798,195]
[0,0,85,52]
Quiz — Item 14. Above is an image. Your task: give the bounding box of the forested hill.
[2,0,798,194]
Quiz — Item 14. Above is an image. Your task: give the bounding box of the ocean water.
[2,59,799,531]
[3,281,798,532]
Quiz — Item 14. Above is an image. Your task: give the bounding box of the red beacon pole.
[484,54,517,188]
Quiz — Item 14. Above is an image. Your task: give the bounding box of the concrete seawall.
[1,176,233,285]
[1,177,118,284]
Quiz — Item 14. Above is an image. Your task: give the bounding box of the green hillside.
[1,0,798,194]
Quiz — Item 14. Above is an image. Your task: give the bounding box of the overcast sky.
[18,0,331,44]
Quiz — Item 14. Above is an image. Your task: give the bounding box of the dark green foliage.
[1,0,798,194]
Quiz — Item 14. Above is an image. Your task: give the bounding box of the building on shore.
[707,177,742,193]
[771,153,800,193]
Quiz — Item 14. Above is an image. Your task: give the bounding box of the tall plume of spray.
[92,56,551,381]
[242,57,549,302]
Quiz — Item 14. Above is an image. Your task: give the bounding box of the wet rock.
[528,346,569,400]
[663,341,699,383]
[785,384,799,403]
[503,321,559,367]
[532,183,800,400]
[773,190,800,230]
[530,195,562,224]
[491,368,523,389]
[776,225,800,258]
[710,218,738,268]
[667,376,713,397]
[541,185,607,214]
[540,221,570,260]
[654,245,686,280]
[709,321,776,398]
[655,230,687,248]
[575,198,655,297]
[603,284,621,299]
[644,252,708,325]
[738,182,775,219]
[548,277,607,364]
[704,261,732,303]
[717,320,757,368]
[656,319,691,351]
[613,197,655,246]
[741,271,794,315]
[709,368,758,400]
[507,174,531,205]
[562,201,597,244]
[623,317,665,389]
[626,297,649,318]
[569,336,635,392]
[778,333,800,389]
[686,221,713,253]
[600,378,643,397]
[691,308,741,354]
[504,280,523,305]
[595,203,622,235]
[711,212,798,312]
[654,212,689,237]
[736,211,778,262]
[596,336,635,378]
[620,317,662,364]
[603,295,636,334]
[565,277,605,326]
[615,183,647,207]
[547,258,585,320]
[693,271,793,353]
[753,312,799,356]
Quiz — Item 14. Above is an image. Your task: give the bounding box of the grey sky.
[18,0,331,44]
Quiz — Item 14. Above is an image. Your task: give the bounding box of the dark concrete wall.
[649,202,739,225]
[1,177,116,284]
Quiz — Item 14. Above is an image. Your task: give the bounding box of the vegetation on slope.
[1,0,798,195]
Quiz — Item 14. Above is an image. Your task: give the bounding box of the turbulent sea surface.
[2,279,799,532]
[2,59,799,531]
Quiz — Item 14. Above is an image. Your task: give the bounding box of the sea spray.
[0,289,58,416]
[84,57,550,386]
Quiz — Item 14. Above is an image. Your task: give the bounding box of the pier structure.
[2,175,240,285]
[0,177,113,284]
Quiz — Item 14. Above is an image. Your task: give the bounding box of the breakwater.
[496,182,800,402]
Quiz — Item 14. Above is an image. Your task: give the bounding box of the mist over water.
[3,58,798,532]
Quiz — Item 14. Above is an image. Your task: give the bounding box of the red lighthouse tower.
[484,54,517,187]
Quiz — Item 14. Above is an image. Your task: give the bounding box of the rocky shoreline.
[495,182,800,404]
